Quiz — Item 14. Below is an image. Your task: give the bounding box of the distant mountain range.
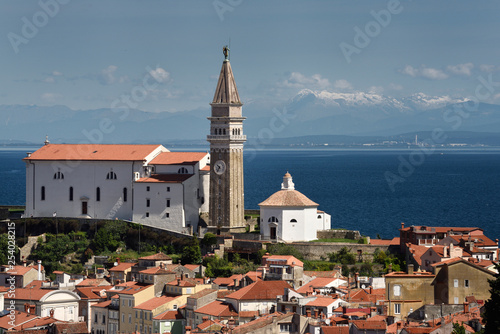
[1,89,500,145]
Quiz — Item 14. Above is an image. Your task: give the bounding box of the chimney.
[401,222,405,229]
[116,257,121,264]
[37,260,42,280]
[443,246,448,258]
[408,264,414,275]
[388,263,393,273]
[369,286,373,294]
[464,302,469,313]
[185,326,191,334]
[354,272,359,288]
[24,303,29,313]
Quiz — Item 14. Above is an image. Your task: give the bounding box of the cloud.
[98,65,128,85]
[282,72,331,90]
[44,77,55,83]
[400,65,449,80]
[479,64,498,73]
[149,67,172,83]
[41,93,62,103]
[446,63,474,76]
[333,79,353,91]
[52,71,63,76]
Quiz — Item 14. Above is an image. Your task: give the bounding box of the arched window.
[290,219,297,223]
[223,129,226,135]
[41,186,45,201]
[123,187,127,202]
[268,216,279,223]
[237,128,241,135]
[96,187,101,202]
[218,128,222,135]
[317,215,322,219]
[69,187,73,201]
[53,171,64,179]
[178,167,189,174]
[106,171,117,180]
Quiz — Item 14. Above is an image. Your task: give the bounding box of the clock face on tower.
[214,160,226,175]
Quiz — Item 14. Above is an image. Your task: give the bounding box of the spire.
[212,46,241,105]
[281,172,295,190]
[44,135,50,145]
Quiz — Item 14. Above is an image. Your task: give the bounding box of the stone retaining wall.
[317,229,362,240]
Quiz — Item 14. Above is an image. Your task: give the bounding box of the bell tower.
[207,46,246,233]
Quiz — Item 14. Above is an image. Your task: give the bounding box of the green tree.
[483,264,500,333]
[181,238,202,264]
[201,233,217,249]
[328,247,356,265]
[0,234,19,265]
[452,322,466,334]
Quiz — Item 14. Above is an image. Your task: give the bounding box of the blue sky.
[1,0,500,112]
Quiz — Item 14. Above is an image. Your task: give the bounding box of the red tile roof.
[263,255,304,267]
[187,288,217,300]
[321,326,349,334]
[12,317,59,331]
[108,262,136,272]
[197,319,223,331]
[153,309,184,321]
[183,264,201,271]
[150,152,208,165]
[139,267,175,275]
[0,311,38,329]
[117,284,152,295]
[351,320,386,330]
[76,278,110,287]
[139,252,172,261]
[306,297,339,307]
[304,271,342,278]
[134,296,177,311]
[1,265,37,276]
[258,189,318,207]
[75,286,111,299]
[296,277,336,294]
[136,173,193,183]
[92,300,112,308]
[4,287,52,301]
[195,300,238,317]
[225,280,290,301]
[239,311,259,318]
[25,144,163,161]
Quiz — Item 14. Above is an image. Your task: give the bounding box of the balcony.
[206,135,247,142]
[266,273,294,281]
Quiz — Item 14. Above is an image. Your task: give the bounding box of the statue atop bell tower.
[207,47,246,233]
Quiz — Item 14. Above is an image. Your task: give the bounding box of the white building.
[24,143,209,234]
[259,172,331,242]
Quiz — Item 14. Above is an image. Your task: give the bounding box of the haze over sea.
[1,147,499,240]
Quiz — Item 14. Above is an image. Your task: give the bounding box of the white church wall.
[25,160,141,219]
[199,171,210,213]
[260,207,283,240]
[132,182,186,233]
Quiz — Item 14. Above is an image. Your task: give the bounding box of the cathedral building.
[24,144,209,234]
[23,48,247,235]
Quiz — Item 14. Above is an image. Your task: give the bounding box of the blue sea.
[1,147,500,240]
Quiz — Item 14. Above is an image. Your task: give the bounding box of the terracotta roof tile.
[296,277,337,294]
[25,144,164,161]
[263,255,303,267]
[150,152,208,165]
[108,262,136,272]
[258,189,318,207]
[225,280,289,301]
[134,296,177,311]
[92,300,112,308]
[188,289,217,300]
[0,311,38,329]
[139,252,172,261]
[139,267,175,275]
[306,297,339,307]
[195,300,238,317]
[351,320,386,330]
[321,326,349,334]
[153,309,184,320]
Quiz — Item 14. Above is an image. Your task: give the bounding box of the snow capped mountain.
[290,89,470,112]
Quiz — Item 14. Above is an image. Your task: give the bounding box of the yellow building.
[164,279,212,296]
[432,258,495,304]
[384,265,435,321]
[117,284,155,334]
[133,295,187,334]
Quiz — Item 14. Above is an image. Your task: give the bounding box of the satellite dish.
[114,262,118,267]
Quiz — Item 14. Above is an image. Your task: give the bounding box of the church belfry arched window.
[54,171,64,179]
[268,216,279,223]
[107,171,117,180]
